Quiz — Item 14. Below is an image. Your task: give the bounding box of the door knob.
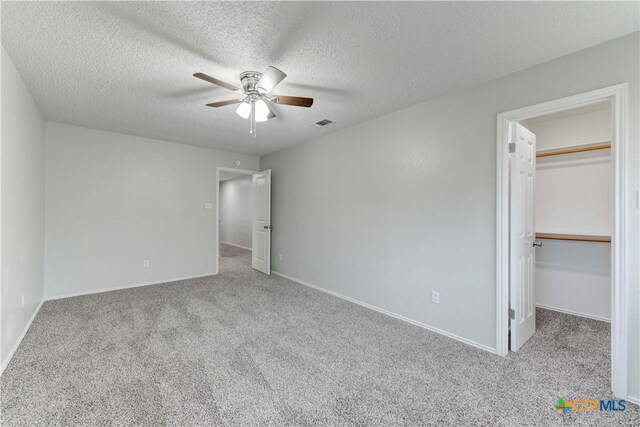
[263,225,272,230]
[533,241,543,248]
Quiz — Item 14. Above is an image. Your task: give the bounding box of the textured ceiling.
[2,2,638,156]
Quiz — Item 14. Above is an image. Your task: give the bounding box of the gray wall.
[220,175,253,249]
[261,33,639,398]
[45,122,259,298]
[1,47,46,370]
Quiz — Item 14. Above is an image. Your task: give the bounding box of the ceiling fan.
[194,66,314,136]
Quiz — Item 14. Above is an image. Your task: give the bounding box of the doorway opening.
[215,167,272,275]
[217,168,254,271]
[496,84,629,399]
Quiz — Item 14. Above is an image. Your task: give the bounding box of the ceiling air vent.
[313,119,334,128]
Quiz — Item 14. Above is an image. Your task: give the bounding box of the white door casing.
[252,170,271,274]
[509,123,536,351]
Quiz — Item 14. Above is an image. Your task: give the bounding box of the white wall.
[535,155,611,236]
[260,33,639,398]
[526,107,611,321]
[219,175,253,249]
[532,107,612,150]
[45,122,258,298]
[1,47,46,371]
[535,241,610,321]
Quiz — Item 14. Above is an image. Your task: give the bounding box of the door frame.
[215,166,256,274]
[495,84,629,398]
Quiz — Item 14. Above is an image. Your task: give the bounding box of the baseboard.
[272,271,496,354]
[1,300,44,376]
[535,303,610,323]
[627,396,639,406]
[220,241,252,251]
[45,273,215,301]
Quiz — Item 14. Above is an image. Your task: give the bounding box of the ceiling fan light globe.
[236,101,251,119]
[254,99,271,122]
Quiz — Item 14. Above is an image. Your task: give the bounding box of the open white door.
[252,170,271,274]
[509,123,537,351]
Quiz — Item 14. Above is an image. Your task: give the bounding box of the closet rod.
[536,142,611,158]
[535,233,611,243]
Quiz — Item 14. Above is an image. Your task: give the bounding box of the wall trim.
[1,300,44,376]
[220,241,252,251]
[535,303,610,323]
[45,273,214,301]
[272,270,496,354]
[627,396,639,406]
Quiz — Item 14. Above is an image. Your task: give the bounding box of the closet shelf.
[535,233,611,243]
[536,141,611,158]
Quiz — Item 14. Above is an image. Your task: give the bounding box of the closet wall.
[523,104,612,321]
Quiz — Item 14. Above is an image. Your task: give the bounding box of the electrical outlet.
[21,295,25,308]
[144,260,150,268]
[279,254,283,261]
[431,291,440,304]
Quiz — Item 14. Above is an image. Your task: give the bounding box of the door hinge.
[508,142,515,153]
[509,308,515,320]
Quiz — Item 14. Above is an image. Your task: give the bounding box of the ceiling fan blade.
[273,95,314,108]
[194,72,241,92]
[257,66,287,93]
[206,99,243,107]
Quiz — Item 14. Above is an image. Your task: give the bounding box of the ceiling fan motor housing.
[240,71,262,94]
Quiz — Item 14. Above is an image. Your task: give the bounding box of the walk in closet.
[523,102,612,321]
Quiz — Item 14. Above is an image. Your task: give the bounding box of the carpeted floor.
[1,243,637,426]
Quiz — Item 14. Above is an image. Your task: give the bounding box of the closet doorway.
[522,103,612,322]
[495,84,630,399]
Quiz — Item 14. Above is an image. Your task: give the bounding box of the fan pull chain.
[250,102,257,137]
